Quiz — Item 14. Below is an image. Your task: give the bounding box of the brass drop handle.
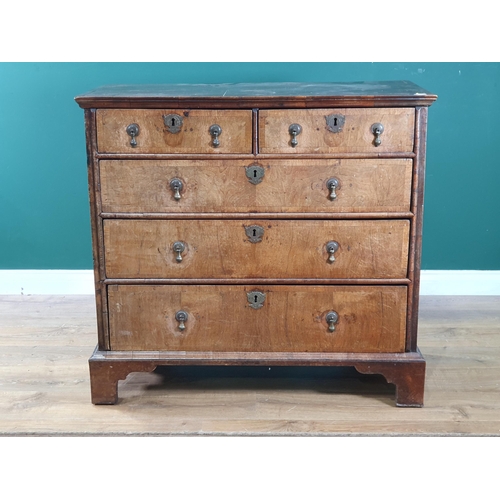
[126,123,140,148]
[326,311,339,332]
[327,177,339,200]
[209,124,222,148]
[371,122,384,147]
[172,241,186,262]
[289,123,302,147]
[170,178,184,201]
[326,241,339,263]
[175,310,188,331]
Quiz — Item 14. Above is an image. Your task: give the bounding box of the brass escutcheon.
[325,114,345,133]
[245,225,264,243]
[245,165,265,185]
[163,114,183,134]
[247,291,266,309]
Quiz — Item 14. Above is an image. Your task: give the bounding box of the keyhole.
[333,117,338,126]
[171,118,176,126]
[253,169,257,177]
[252,229,257,237]
[254,295,258,303]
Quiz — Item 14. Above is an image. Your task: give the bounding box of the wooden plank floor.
[0,294,499,436]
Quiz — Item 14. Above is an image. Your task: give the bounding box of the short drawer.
[103,219,409,279]
[259,108,415,154]
[96,109,253,154]
[108,284,407,353]
[100,158,413,214]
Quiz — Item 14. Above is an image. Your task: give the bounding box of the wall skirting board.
[0,270,96,295]
[0,270,499,296]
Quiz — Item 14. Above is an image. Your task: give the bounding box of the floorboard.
[0,295,499,436]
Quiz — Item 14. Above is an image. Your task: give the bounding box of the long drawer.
[108,284,407,353]
[103,219,409,279]
[99,159,413,214]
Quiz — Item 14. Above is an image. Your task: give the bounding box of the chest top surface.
[75,81,437,109]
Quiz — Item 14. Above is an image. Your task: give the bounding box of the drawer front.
[96,109,253,154]
[259,108,415,154]
[108,284,407,353]
[100,159,413,214]
[103,219,409,279]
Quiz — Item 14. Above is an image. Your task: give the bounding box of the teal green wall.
[1,63,499,270]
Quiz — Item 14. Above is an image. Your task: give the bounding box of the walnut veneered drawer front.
[99,159,413,214]
[259,108,415,154]
[103,219,410,279]
[108,285,407,353]
[96,109,253,154]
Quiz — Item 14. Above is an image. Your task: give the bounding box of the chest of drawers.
[75,81,437,406]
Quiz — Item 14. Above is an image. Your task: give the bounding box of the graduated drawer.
[103,219,409,279]
[108,284,407,353]
[259,108,415,154]
[96,109,253,154]
[100,159,413,214]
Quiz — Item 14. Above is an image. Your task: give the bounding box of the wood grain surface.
[78,83,434,417]
[96,109,253,154]
[103,219,410,279]
[259,108,415,154]
[0,295,497,435]
[99,159,413,214]
[75,81,438,109]
[107,285,407,352]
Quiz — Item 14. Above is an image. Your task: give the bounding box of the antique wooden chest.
[75,81,437,406]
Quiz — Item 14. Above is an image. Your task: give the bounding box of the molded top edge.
[75,81,437,108]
